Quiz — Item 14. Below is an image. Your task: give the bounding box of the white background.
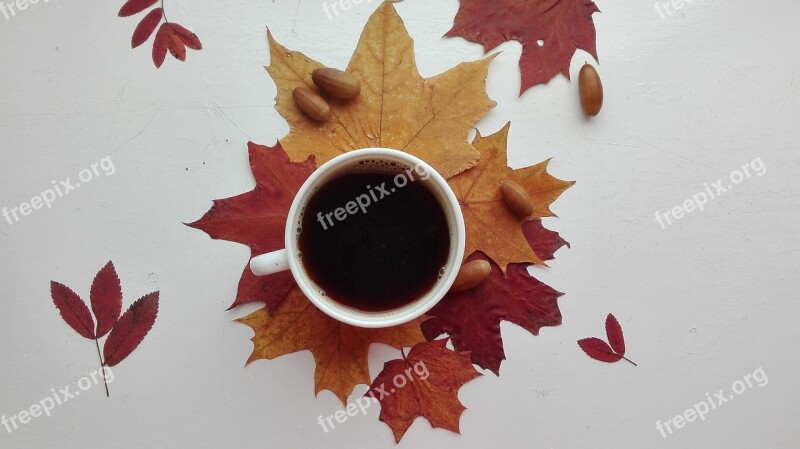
[1,0,798,448]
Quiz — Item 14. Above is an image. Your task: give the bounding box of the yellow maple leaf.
[448,123,574,272]
[238,287,426,404]
[266,1,496,179]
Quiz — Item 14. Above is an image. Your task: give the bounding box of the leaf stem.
[621,356,637,367]
[161,0,169,23]
[94,338,110,397]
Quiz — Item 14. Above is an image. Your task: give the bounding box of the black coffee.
[298,171,450,312]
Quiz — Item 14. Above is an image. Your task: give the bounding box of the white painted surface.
[1,0,798,447]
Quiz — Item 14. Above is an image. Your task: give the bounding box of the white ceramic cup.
[250,148,466,328]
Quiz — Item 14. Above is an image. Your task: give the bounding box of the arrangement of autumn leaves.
[185,2,597,442]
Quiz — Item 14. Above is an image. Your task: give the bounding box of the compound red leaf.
[446,0,600,94]
[422,252,564,374]
[523,219,570,262]
[131,7,163,49]
[152,23,170,68]
[51,281,96,339]
[90,261,123,338]
[169,23,202,50]
[188,142,316,312]
[366,340,481,442]
[577,337,621,363]
[118,0,158,17]
[605,313,625,356]
[103,292,159,367]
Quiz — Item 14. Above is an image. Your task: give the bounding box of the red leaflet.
[366,340,481,442]
[152,23,170,68]
[169,23,202,50]
[90,261,123,338]
[577,338,621,363]
[523,219,571,262]
[578,313,636,366]
[51,282,96,339]
[446,0,600,95]
[606,313,625,355]
[166,30,187,61]
[118,0,159,17]
[188,142,317,311]
[422,252,564,374]
[104,292,160,367]
[131,7,163,48]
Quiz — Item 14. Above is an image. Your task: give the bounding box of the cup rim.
[284,148,466,328]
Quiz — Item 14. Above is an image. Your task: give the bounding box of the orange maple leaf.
[449,123,574,272]
[366,339,481,442]
[238,287,426,404]
[266,1,496,179]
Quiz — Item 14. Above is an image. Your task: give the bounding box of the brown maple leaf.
[366,339,481,442]
[448,123,573,273]
[422,252,564,374]
[187,142,315,311]
[267,1,496,179]
[238,287,427,404]
[446,0,600,94]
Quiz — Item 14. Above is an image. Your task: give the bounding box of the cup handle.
[250,249,290,276]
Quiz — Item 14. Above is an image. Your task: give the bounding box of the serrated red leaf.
[606,313,625,356]
[446,0,600,94]
[422,252,563,374]
[166,28,186,61]
[366,340,481,442]
[169,23,202,50]
[188,142,316,312]
[523,219,570,262]
[131,7,163,49]
[90,261,122,338]
[118,0,159,17]
[51,281,96,339]
[103,292,159,367]
[577,337,621,363]
[152,23,170,68]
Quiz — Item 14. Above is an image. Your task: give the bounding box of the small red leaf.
[169,23,202,50]
[118,0,158,17]
[90,261,123,338]
[51,282,96,339]
[131,7,163,48]
[605,313,625,356]
[166,29,187,61]
[577,338,621,363]
[152,24,170,68]
[103,292,159,367]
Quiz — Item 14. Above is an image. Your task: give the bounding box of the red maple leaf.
[577,313,637,365]
[187,142,316,311]
[366,340,482,442]
[523,219,570,262]
[422,252,564,374]
[446,0,601,95]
